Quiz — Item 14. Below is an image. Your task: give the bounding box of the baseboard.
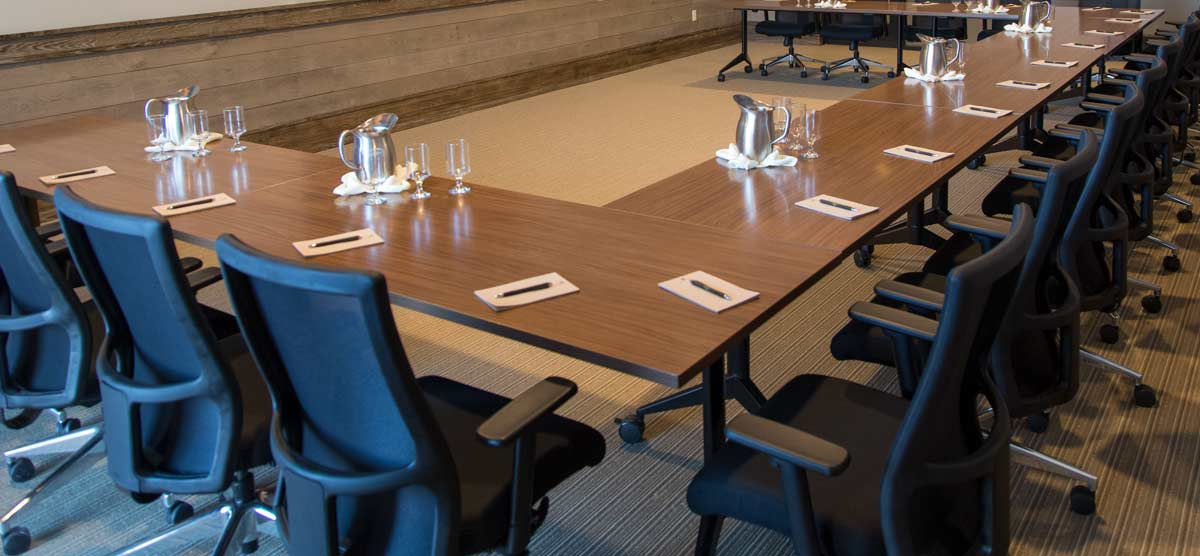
[244,25,740,153]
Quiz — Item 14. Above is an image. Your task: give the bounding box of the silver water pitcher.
[144,85,199,146]
[1018,0,1052,28]
[338,114,399,184]
[916,34,962,77]
[734,94,790,162]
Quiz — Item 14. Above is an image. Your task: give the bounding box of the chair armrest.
[1122,53,1156,65]
[1052,122,1103,137]
[873,280,945,312]
[1018,154,1061,169]
[1104,67,1140,80]
[44,238,69,258]
[944,214,1010,240]
[0,310,53,332]
[847,301,937,343]
[1145,39,1168,47]
[1007,167,1049,184]
[477,377,577,447]
[179,256,203,274]
[1165,20,1184,27]
[1084,92,1124,105]
[1153,30,1173,39]
[726,414,849,476]
[185,266,223,293]
[35,222,61,241]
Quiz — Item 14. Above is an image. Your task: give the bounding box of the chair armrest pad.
[944,214,1010,239]
[1084,92,1124,105]
[1122,54,1156,65]
[847,301,937,343]
[1007,167,1049,184]
[35,222,61,241]
[1165,20,1183,27]
[873,280,945,312]
[1018,154,1061,169]
[726,414,849,476]
[186,266,223,293]
[477,377,577,447]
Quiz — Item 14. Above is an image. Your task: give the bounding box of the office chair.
[756,11,825,77]
[688,204,1034,556]
[819,14,894,83]
[214,234,606,556]
[53,186,275,556]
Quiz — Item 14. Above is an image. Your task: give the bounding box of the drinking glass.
[188,110,211,158]
[361,147,389,206]
[223,106,247,152]
[788,103,807,153]
[951,0,961,11]
[406,143,431,200]
[771,97,790,140]
[446,139,471,195]
[145,115,171,162]
[954,42,967,73]
[802,109,821,159]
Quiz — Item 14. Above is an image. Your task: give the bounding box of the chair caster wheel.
[861,76,870,83]
[761,69,769,76]
[717,73,726,82]
[614,415,645,444]
[821,72,831,81]
[1186,151,1197,162]
[1069,485,1096,515]
[744,65,754,73]
[1191,173,1200,185]
[1,526,31,555]
[1134,384,1158,408]
[854,66,860,72]
[1098,324,1119,344]
[241,538,260,554]
[1025,411,1050,433]
[967,155,986,170]
[887,71,896,78]
[800,70,808,78]
[1163,255,1181,272]
[6,458,34,483]
[130,491,159,504]
[168,501,194,525]
[56,417,81,435]
[1178,209,1194,223]
[788,61,796,68]
[853,247,872,268]
[1142,294,1163,314]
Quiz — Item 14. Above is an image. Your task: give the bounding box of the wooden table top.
[705,0,1019,19]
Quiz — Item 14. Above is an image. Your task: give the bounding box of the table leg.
[702,357,726,462]
[726,337,766,411]
[896,16,909,72]
[717,10,753,81]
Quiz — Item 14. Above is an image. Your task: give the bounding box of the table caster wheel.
[717,73,726,82]
[1025,411,1050,433]
[2,526,30,555]
[168,500,194,525]
[1134,384,1157,408]
[861,76,870,83]
[887,71,896,78]
[1178,209,1193,223]
[744,65,753,73]
[1099,324,1119,344]
[1142,294,1163,314]
[1191,173,1200,185]
[1164,255,1181,273]
[800,70,808,78]
[1069,485,1096,515]
[853,247,872,268]
[56,417,81,435]
[967,155,986,170]
[7,458,34,483]
[614,415,645,444]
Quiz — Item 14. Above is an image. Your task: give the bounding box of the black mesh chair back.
[215,235,458,555]
[775,10,817,27]
[0,173,94,414]
[53,185,244,494]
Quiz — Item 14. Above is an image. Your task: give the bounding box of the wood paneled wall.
[0,0,738,150]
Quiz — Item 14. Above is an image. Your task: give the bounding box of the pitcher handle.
[337,130,358,170]
[947,38,962,69]
[144,98,164,120]
[1039,2,1052,24]
[771,106,792,146]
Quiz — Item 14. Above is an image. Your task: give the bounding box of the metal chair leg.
[1009,441,1099,491]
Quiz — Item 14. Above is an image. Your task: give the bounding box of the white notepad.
[1032,59,1078,68]
[152,194,236,217]
[293,228,383,258]
[1081,6,1110,11]
[1104,17,1143,23]
[997,80,1050,90]
[475,272,579,311]
[39,166,115,185]
[795,194,879,221]
[1085,29,1124,36]
[0,144,13,154]
[953,104,1013,119]
[884,145,954,163]
[1062,42,1105,49]
[659,271,759,314]
[1120,9,1154,15]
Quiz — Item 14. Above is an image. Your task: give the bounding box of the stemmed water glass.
[406,143,431,200]
[188,110,212,158]
[802,109,821,159]
[223,106,248,153]
[788,102,808,154]
[446,139,471,195]
[951,0,962,11]
[145,115,171,162]
[360,147,389,206]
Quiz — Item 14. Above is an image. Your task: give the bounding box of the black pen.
[904,147,937,157]
[496,282,552,298]
[819,198,858,212]
[1041,60,1072,66]
[167,197,215,211]
[1011,80,1042,87]
[1070,42,1103,47]
[968,106,1000,114]
[309,235,361,249]
[54,168,99,180]
[690,279,732,301]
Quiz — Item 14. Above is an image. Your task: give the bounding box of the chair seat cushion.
[688,374,908,555]
[417,376,606,553]
[756,20,817,37]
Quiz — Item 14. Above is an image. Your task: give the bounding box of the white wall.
[1,0,315,35]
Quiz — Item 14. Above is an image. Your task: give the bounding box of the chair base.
[760,45,825,76]
[1009,440,1098,515]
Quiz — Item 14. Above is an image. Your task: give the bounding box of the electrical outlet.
[691,9,698,21]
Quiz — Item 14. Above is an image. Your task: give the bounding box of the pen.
[1071,42,1102,47]
[54,168,99,180]
[309,235,361,249]
[1041,60,1071,65]
[1012,80,1042,87]
[690,279,732,301]
[968,106,1000,114]
[904,147,937,157]
[819,198,858,212]
[167,197,215,211]
[496,282,552,298]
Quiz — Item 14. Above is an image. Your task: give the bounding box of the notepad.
[1032,59,1078,68]
[1081,6,1110,11]
[997,80,1050,90]
[1120,9,1154,15]
[293,228,383,258]
[1085,29,1124,36]
[953,104,1013,119]
[1062,42,1105,50]
[795,194,879,221]
[659,271,759,314]
[884,145,954,163]
[38,166,115,185]
[1104,17,1143,23]
[152,193,236,217]
[0,144,13,154]
[475,272,579,311]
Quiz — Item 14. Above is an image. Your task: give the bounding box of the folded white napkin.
[144,132,224,153]
[716,144,798,169]
[1004,22,1052,33]
[814,0,847,8]
[903,67,966,82]
[971,5,1009,13]
[332,171,411,196]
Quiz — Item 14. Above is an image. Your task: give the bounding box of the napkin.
[814,0,848,8]
[716,144,798,170]
[144,132,224,153]
[903,67,966,82]
[332,171,411,196]
[971,5,1008,13]
[1004,22,1052,33]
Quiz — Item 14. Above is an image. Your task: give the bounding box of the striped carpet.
[7,42,1200,555]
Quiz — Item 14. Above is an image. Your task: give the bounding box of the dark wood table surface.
[704,0,1022,19]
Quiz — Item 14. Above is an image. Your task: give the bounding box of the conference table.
[0,5,1164,465]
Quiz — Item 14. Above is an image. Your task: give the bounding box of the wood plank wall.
[0,0,738,151]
